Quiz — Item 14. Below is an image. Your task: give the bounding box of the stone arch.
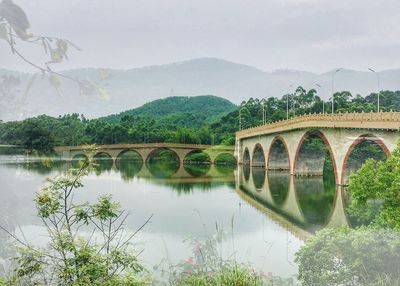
[252,143,266,167]
[183,149,211,164]
[93,152,112,159]
[293,130,338,184]
[214,153,237,166]
[267,136,290,170]
[115,150,144,180]
[340,134,391,185]
[243,147,251,166]
[72,154,88,161]
[146,147,180,164]
[116,149,143,163]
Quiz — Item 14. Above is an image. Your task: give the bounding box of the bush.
[295,227,400,286]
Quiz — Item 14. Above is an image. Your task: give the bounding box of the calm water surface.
[0,155,348,278]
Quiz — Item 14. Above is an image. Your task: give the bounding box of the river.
[0,155,348,279]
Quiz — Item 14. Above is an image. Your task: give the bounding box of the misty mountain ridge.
[1,57,400,121]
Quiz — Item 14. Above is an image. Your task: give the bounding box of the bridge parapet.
[237,112,400,140]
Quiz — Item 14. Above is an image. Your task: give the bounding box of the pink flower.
[193,242,202,251]
[185,257,193,265]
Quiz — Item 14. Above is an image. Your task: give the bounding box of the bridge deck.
[237,112,400,139]
[55,143,235,152]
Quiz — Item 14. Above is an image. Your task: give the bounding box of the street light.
[331,68,342,114]
[315,83,325,114]
[261,98,267,125]
[368,68,381,112]
[287,84,294,120]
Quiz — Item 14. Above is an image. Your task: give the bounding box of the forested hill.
[102,95,236,123]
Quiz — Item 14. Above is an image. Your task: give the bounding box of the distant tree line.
[1,89,400,152]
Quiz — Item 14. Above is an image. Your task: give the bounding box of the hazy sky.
[1,0,400,73]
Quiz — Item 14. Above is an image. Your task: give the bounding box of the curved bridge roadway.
[55,143,234,165]
[235,112,400,185]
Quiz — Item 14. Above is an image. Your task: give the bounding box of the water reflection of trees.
[251,167,265,189]
[115,151,143,181]
[184,164,210,177]
[268,171,289,207]
[4,159,67,175]
[294,177,335,230]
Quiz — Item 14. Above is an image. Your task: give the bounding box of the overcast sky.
[1,0,400,73]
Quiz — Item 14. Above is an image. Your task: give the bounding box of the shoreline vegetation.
[1,90,400,154]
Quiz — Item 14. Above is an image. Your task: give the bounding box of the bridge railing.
[236,111,400,139]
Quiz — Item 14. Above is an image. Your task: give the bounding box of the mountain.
[1,58,400,121]
[102,95,237,124]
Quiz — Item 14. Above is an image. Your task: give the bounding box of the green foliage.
[103,95,236,124]
[347,142,400,229]
[184,152,211,164]
[2,163,149,285]
[295,227,400,286]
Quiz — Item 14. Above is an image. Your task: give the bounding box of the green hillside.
[103,95,237,124]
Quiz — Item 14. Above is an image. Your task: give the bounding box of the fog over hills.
[1,58,400,121]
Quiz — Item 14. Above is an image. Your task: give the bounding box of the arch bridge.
[235,112,400,185]
[55,143,234,165]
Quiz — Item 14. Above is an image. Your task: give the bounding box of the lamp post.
[368,68,381,112]
[315,83,325,114]
[287,84,294,120]
[261,98,267,125]
[331,69,341,114]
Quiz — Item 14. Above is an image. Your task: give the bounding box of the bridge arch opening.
[294,130,338,183]
[183,150,211,177]
[341,134,390,185]
[267,136,290,170]
[214,153,237,174]
[71,154,89,168]
[93,152,113,173]
[214,153,237,166]
[243,147,251,166]
[252,144,266,167]
[183,150,211,165]
[146,148,180,178]
[115,150,144,181]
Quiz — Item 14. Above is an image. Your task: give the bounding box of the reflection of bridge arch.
[183,149,211,164]
[116,149,143,162]
[340,134,390,185]
[251,143,266,167]
[236,166,350,239]
[146,147,180,164]
[267,136,290,170]
[243,147,250,166]
[293,130,338,183]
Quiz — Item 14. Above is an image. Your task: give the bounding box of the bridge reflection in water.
[8,156,351,241]
[236,165,350,240]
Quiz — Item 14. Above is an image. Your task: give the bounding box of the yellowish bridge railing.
[236,112,400,139]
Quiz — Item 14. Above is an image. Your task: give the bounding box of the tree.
[347,142,400,230]
[295,227,400,286]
